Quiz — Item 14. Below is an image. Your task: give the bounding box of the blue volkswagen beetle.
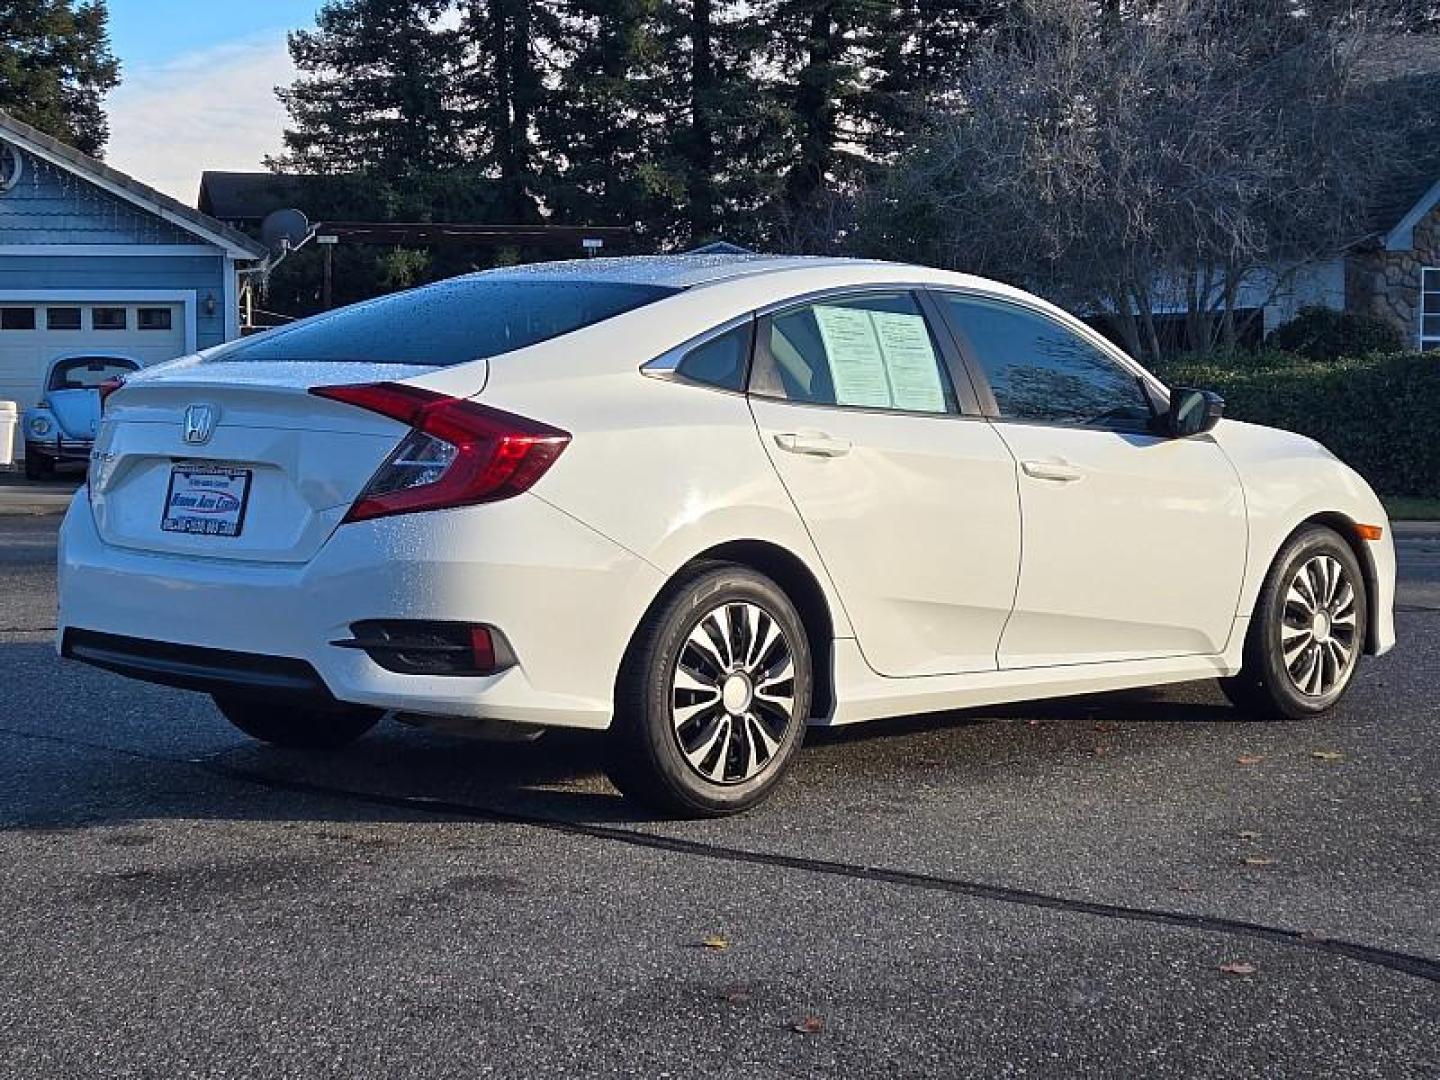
[23,354,140,481]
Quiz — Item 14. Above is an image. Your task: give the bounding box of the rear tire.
[1219,525,1367,720]
[214,695,382,749]
[605,563,811,817]
[23,450,53,482]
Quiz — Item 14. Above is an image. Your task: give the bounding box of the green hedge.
[1151,350,1440,498]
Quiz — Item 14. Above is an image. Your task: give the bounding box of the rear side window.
[676,322,753,391]
[751,292,958,415]
[210,278,679,366]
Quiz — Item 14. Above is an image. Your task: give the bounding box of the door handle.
[774,432,852,458]
[1021,459,1085,483]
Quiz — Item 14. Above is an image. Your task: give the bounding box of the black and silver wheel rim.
[670,601,797,785]
[1281,554,1359,698]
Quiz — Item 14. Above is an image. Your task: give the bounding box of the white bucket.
[0,400,16,467]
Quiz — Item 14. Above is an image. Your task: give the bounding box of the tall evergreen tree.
[456,0,557,219]
[275,0,465,175]
[654,0,785,245]
[0,0,118,156]
[538,0,671,236]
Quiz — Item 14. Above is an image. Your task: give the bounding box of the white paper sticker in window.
[870,311,946,413]
[813,305,892,408]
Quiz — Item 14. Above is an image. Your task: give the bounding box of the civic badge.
[182,403,218,445]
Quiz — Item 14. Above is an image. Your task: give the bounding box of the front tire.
[605,563,812,817]
[1220,525,1367,720]
[214,695,382,749]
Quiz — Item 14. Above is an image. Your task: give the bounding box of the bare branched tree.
[855,0,1426,360]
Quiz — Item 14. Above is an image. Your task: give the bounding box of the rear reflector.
[310,382,569,522]
[334,620,515,676]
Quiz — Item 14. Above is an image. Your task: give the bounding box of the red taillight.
[310,382,570,523]
[98,375,125,413]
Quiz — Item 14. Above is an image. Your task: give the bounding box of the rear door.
[747,290,1021,677]
[931,290,1247,668]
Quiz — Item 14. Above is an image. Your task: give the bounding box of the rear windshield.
[210,278,679,366]
[48,356,140,391]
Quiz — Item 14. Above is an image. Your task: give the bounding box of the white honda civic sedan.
[59,255,1396,815]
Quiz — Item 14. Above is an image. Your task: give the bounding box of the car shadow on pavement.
[0,637,1256,834]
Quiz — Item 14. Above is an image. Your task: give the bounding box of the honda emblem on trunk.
[183,404,218,445]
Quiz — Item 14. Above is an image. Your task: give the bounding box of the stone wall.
[1346,204,1440,346]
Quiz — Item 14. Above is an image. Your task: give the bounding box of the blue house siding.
[0,149,195,246]
[0,254,229,349]
[0,114,265,461]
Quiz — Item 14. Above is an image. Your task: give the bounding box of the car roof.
[476,253,890,289]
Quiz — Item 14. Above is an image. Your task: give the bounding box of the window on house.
[92,307,127,330]
[1422,268,1440,352]
[46,307,82,331]
[137,307,173,331]
[1,307,36,330]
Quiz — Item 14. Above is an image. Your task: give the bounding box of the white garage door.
[0,300,187,418]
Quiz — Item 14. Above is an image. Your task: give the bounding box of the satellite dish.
[261,208,311,254]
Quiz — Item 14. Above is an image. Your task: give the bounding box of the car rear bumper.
[57,492,665,729]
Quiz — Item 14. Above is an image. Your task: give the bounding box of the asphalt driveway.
[1,513,1436,1077]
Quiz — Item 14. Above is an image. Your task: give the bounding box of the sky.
[102,1,324,204]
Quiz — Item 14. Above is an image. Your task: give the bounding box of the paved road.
[1,515,1436,1078]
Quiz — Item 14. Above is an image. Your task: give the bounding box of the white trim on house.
[0,289,199,353]
[0,244,221,257]
[222,256,238,340]
[1421,267,1440,351]
[1384,178,1440,253]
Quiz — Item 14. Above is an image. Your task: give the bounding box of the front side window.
[209,278,679,366]
[751,293,957,415]
[939,294,1154,431]
[1422,267,1439,352]
[674,322,753,391]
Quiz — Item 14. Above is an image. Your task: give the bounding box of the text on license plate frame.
[161,462,253,538]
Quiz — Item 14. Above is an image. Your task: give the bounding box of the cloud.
[104,34,297,206]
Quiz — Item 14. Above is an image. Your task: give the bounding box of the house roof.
[198,171,314,224]
[1353,35,1440,245]
[0,110,266,260]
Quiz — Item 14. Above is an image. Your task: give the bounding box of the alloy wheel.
[670,601,797,785]
[1280,554,1359,698]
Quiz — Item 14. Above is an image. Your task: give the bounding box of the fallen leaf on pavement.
[791,1016,825,1034]
[1241,855,1275,867]
[1093,721,1117,733]
[718,984,751,1005]
[1236,754,1264,766]
[1219,962,1257,976]
[700,935,730,950]
[1310,750,1344,761]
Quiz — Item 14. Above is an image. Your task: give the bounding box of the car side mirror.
[1166,387,1224,438]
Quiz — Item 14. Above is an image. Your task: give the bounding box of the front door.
[747,291,1021,677]
[932,291,1248,669]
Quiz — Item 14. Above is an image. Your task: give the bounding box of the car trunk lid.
[88,361,446,563]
